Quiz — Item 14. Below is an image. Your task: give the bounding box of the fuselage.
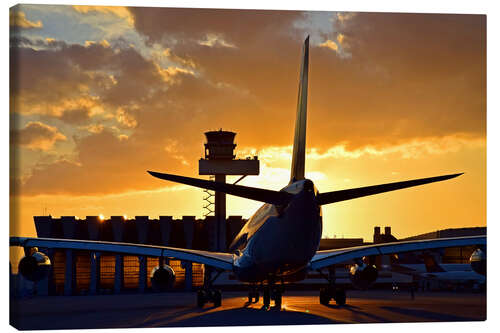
[231,179,323,282]
[421,270,485,283]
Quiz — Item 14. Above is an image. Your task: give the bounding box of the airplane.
[389,252,485,290]
[10,36,486,310]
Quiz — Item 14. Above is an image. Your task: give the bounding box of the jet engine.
[470,248,486,276]
[349,257,378,290]
[150,264,176,291]
[18,247,51,282]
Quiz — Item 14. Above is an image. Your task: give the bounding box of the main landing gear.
[197,288,221,308]
[318,266,346,306]
[248,285,260,303]
[197,269,222,308]
[261,277,284,310]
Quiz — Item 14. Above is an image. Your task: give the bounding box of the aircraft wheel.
[248,290,259,303]
[334,289,346,306]
[197,290,206,308]
[319,288,330,305]
[212,289,222,307]
[263,288,271,308]
[273,290,282,309]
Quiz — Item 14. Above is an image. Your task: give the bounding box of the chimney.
[385,226,391,236]
[374,226,381,243]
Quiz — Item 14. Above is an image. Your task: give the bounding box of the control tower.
[199,130,259,251]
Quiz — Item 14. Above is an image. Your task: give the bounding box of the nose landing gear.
[261,277,284,310]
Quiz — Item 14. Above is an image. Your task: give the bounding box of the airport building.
[12,220,483,296]
[27,214,248,295]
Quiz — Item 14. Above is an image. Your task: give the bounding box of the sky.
[9,4,486,243]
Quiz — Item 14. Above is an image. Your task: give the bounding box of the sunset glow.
[10,6,486,243]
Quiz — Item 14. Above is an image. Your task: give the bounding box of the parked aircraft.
[389,251,485,290]
[10,36,486,310]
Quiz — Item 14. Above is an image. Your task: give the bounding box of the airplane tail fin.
[290,36,309,183]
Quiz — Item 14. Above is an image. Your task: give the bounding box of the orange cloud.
[10,10,43,29]
[72,5,134,26]
[319,39,339,51]
[198,33,237,48]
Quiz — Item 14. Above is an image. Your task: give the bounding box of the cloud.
[56,108,93,124]
[198,33,237,48]
[116,107,137,128]
[336,12,356,24]
[318,34,351,58]
[10,9,485,198]
[305,136,486,160]
[16,129,199,196]
[238,135,485,166]
[129,7,302,46]
[72,5,134,26]
[11,121,66,151]
[80,123,104,134]
[319,39,338,51]
[155,64,195,84]
[10,10,43,29]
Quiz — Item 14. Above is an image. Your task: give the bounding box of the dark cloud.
[18,129,195,196]
[129,7,303,46]
[11,121,66,151]
[129,9,485,150]
[57,108,92,124]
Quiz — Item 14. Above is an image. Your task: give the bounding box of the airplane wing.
[316,173,463,205]
[309,235,485,270]
[10,237,234,270]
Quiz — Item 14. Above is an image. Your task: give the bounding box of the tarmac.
[10,290,486,330]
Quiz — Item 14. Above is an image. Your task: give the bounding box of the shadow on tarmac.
[380,306,482,322]
[323,304,390,323]
[149,307,338,327]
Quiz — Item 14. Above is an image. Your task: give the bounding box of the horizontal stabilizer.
[316,173,463,205]
[148,171,293,205]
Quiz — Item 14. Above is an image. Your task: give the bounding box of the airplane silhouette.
[11,36,485,310]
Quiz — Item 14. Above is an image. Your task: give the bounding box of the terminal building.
[13,221,483,296]
[29,214,249,295]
